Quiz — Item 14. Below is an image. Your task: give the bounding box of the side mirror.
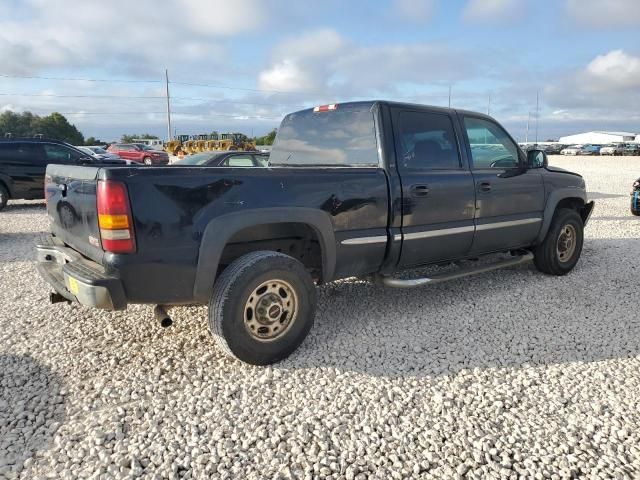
[527,149,547,169]
[79,156,94,165]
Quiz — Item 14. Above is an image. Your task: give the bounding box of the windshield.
[91,147,107,154]
[173,152,222,166]
[78,147,93,155]
[269,103,379,167]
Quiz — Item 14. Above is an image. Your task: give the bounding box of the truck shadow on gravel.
[0,232,47,262]
[282,238,640,378]
[0,354,65,476]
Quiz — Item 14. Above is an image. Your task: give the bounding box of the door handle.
[410,184,430,197]
[478,182,492,193]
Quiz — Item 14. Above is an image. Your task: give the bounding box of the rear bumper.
[36,235,127,310]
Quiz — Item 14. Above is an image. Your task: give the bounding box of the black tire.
[632,192,640,216]
[534,208,584,275]
[0,184,8,211]
[208,251,317,365]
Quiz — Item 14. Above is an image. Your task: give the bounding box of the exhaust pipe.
[50,292,70,304]
[154,305,173,328]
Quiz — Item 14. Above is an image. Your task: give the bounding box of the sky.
[0,0,639,142]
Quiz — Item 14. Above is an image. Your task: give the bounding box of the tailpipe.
[154,305,173,328]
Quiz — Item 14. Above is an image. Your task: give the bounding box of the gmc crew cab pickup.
[37,101,594,365]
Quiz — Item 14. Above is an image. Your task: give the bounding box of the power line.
[0,92,308,108]
[0,73,162,83]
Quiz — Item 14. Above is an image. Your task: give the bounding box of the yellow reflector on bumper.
[99,214,129,229]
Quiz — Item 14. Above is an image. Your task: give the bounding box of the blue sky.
[0,0,639,141]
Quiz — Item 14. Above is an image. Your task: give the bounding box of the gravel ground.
[1,156,640,479]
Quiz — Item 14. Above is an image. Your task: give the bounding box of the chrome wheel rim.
[556,224,577,262]
[144,158,152,165]
[244,279,298,342]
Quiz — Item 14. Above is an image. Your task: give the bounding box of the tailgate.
[45,164,104,263]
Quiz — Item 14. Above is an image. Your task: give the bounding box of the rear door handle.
[410,184,430,197]
[478,182,492,193]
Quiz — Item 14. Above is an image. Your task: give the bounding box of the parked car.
[131,139,164,150]
[632,177,640,216]
[172,151,269,167]
[540,144,566,155]
[0,137,125,211]
[107,143,169,165]
[83,145,121,160]
[622,144,640,156]
[37,101,594,365]
[599,143,627,156]
[560,144,599,156]
[78,146,122,162]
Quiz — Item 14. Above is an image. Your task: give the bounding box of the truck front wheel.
[534,208,584,275]
[208,251,317,365]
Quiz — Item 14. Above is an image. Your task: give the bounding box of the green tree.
[84,136,103,146]
[120,133,159,143]
[0,111,84,144]
[255,128,277,146]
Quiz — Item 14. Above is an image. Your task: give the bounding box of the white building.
[558,131,637,144]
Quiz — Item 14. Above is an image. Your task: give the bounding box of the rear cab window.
[269,103,380,167]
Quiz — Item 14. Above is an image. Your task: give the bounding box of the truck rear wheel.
[534,208,584,275]
[208,251,317,365]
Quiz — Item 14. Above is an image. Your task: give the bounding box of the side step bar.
[380,252,534,288]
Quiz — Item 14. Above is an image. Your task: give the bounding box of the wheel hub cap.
[556,224,577,262]
[244,279,298,342]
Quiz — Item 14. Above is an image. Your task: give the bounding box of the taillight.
[97,180,136,253]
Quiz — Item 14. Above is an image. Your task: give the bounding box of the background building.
[558,131,637,144]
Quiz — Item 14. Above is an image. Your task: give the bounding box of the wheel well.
[555,197,584,213]
[0,180,10,198]
[218,222,323,282]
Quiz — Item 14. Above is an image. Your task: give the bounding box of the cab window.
[463,117,520,169]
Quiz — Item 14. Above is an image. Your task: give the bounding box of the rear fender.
[193,207,336,303]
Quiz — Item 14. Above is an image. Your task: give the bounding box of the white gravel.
[1,156,640,479]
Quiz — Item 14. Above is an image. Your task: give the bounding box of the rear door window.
[269,104,379,167]
[0,143,43,164]
[395,111,462,170]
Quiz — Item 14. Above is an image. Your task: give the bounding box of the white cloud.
[463,0,526,23]
[392,0,435,24]
[258,29,473,97]
[0,0,265,75]
[566,0,640,27]
[586,50,640,89]
[542,49,640,128]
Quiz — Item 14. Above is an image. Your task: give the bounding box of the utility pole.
[526,112,531,143]
[535,90,540,145]
[165,69,172,142]
[487,94,491,115]
[448,85,452,108]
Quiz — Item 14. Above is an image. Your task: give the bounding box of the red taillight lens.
[97,180,136,253]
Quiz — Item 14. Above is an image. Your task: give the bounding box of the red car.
[107,143,169,165]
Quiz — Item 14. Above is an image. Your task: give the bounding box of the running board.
[381,252,534,288]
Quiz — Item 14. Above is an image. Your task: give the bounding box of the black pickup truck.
[37,101,594,365]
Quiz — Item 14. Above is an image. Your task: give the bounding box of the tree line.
[1,111,278,146]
